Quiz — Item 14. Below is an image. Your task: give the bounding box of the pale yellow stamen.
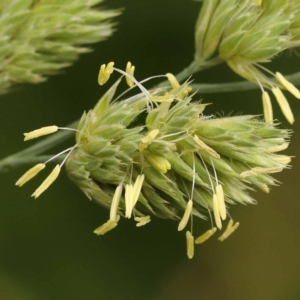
[240,166,283,178]
[267,142,289,153]
[24,126,58,141]
[139,129,159,151]
[146,153,171,173]
[31,164,61,198]
[125,62,135,88]
[178,200,193,231]
[125,184,134,218]
[216,184,226,220]
[132,174,145,207]
[194,135,220,159]
[218,219,233,241]
[166,73,180,90]
[15,163,45,187]
[195,227,217,244]
[272,87,294,124]
[109,185,123,222]
[94,217,120,235]
[213,193,222,230]
[218,220,240,242]
[262,91,273,123]
[186,231,194,259]
[166,73,191,99]
[273,155,291,165]
[149,95,174,103]
[275,72,300,99]
[98,62,114,85]
[124,175,145,219]
[259,184,270,194]
[134,215,151,227]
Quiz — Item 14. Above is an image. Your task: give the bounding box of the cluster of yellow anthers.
[173,184,240,259]
[250,0,300,125]
[98,62,192,105]
[226,61,300,125]
[261,73,300,125]
[16,62,240,259]
[15,61,190,199]
[15,126,63,198]
[93,175,150,236]
[96,62,240,258]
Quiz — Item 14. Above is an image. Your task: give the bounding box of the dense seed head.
[65,77,291,222]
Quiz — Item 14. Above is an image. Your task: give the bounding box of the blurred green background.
[1,1,300,299]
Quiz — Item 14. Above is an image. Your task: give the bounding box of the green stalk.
[156,57,223,88]
[191,71,300,94]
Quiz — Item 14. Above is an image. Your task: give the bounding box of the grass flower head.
[16,63,292,258]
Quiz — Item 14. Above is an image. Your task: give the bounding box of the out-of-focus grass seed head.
[195,0,300,124]
[0,0,120,93]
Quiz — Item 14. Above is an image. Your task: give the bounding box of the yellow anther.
[109,185,123,222]
[240,166,283,178]
[166,73,180,90]
[124,175,145,219]
[166,73,191,99]
[24,126,58,141]
[259,184,270,194]
[275,72,300,99]
[139,129,159,151]
[31,164,61,199]
[146,153,171,173]
[262,91,273,123]
[132,174,145,207]
[216,184,226,220]
[125,62,135,88]
[178,200,193,231]
[195,227,217,244]
[149,95,174,103]
[267,142,289,153]
[134,215,151,227]
[125,184,134,218]
[273,155,291,165]
[213,193,222,230]
[253,0,262,5]
[272,87,294,124]
[194,135,220,159]
[186,231,194,259]
[218,220,240,242]
[94,219,119,235]
[98,62,114,85]
[15,163,45,187]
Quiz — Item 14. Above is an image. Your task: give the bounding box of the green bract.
[0,0,120,93]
